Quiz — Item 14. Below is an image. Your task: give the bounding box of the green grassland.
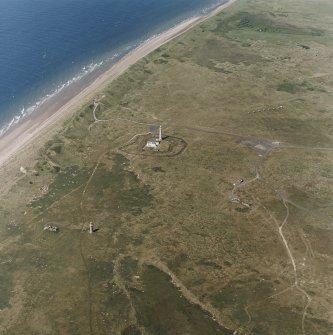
[0,0,333,334]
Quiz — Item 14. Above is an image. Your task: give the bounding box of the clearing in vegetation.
[0,0,332,334]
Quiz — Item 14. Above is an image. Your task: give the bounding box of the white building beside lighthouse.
[146,125,162,148]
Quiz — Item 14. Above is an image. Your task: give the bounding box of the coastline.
[0,0,236,178]
[0,0,331,332]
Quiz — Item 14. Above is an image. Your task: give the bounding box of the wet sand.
[0,0,236,189]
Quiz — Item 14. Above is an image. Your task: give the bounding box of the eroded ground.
[0,0,333,334]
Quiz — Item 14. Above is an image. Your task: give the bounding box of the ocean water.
[0,0,226,136]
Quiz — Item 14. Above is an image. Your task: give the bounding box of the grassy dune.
[0,0,333,334]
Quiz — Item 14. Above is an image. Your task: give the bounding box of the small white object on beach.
[20,166,27,174]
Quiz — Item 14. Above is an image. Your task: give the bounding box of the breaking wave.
[0,0,227,139]
[0,60,107,138]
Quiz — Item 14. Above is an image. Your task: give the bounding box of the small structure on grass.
[44,224,59,233]
[89,222,94,234]
[146,125,162,149]
[146,140,159,149]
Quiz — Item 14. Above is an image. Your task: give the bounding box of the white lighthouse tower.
[89,222,94,234]
[158,125,162,142]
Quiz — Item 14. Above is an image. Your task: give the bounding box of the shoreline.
[0,0,236,174]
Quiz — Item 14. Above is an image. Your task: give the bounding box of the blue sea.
[0,0,226,136]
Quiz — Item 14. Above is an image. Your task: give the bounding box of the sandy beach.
[0,0,236,186]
